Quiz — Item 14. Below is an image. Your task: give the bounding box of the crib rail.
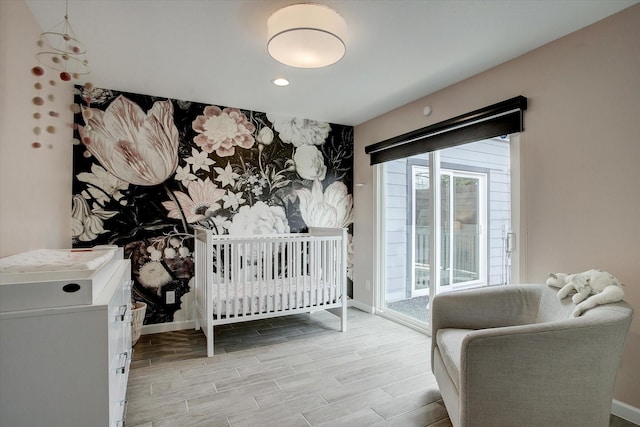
[194,227,348,356]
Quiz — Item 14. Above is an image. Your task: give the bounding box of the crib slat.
[332,237,337,304]
[268,240,274,313]
[227,243,233,318]
[214,242,220,321]
[296,239,300,307]
[319,239,323,306]
[322,238,327,306]
[318,238,323,307]
[305,239,310,307]
[291,239,295,309]
[254,241,259,315]
[324,238,329,306]
[207,232,216,356]
[274,241,279,312]
[241,243,247,317]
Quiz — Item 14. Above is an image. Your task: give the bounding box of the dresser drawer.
[107,263,132,427]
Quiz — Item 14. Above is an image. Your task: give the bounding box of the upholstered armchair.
[431,284,633,427]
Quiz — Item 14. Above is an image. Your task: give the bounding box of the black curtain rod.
[365,95,528,156]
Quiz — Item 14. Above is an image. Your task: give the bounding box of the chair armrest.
[431,284,542,333]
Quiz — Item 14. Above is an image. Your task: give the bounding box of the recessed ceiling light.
[272,78,290,87]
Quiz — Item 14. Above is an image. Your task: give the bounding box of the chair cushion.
[435,328,474,391]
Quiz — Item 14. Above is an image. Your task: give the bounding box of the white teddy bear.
[546,269,625,317]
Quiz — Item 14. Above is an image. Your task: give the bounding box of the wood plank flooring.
[126,308,448,426]
[126,307,637,427]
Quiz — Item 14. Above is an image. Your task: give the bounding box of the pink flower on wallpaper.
[192,106,256,157]
[78,95,180,186]
[162,177,225,223]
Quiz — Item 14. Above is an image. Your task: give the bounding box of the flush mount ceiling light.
[267,3,347,68]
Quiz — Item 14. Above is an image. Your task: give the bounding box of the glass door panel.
[413,168,430,295]
[438,171,485,290]
[451,175,481,285]
[440,174,451,288]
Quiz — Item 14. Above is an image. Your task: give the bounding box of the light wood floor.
[126,307,637,427]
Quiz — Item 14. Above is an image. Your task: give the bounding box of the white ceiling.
[25,0,637,126]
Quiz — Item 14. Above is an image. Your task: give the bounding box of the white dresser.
[0,248,132,427]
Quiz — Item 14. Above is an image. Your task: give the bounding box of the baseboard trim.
[612,399,640,425]
[141,320,195,335]
[348,299,375,314]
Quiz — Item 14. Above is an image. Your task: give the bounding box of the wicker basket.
[131,302,147,346]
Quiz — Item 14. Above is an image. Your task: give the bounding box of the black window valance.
[365,96,528,165]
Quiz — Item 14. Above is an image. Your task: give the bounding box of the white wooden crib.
[194,227,348,357]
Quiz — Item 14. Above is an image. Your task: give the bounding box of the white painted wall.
[354,4,640,408]
[0,0,73,256]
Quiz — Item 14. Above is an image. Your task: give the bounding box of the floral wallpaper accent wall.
[71,87,354,325]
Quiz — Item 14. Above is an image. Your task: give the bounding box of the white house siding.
[383,158,410,300]
[383,138,511,301]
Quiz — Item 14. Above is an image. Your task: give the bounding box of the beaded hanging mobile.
[31,0,92,149]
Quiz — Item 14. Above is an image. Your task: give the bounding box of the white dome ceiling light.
[267,3,347,69]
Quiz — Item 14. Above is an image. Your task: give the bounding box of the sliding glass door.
[380,137,512,328]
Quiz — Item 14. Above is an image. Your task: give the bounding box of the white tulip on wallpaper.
[297,179,353,229]
[78,96,180,186]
